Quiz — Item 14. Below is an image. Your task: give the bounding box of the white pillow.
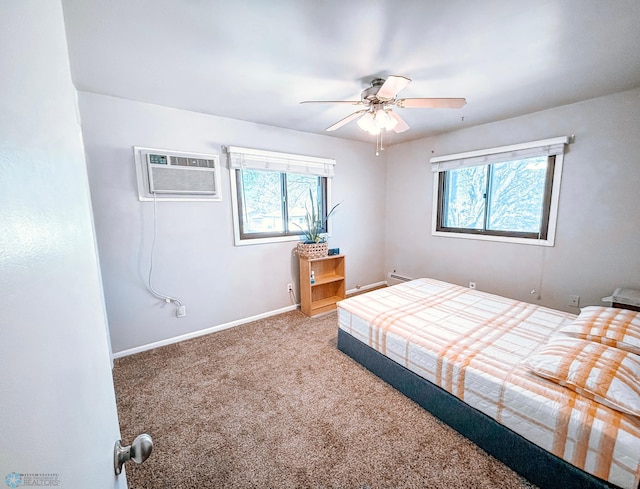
[526,336,640,417]
[558,306,640,356]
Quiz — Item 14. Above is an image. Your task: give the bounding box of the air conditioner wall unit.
[134,147,222,202]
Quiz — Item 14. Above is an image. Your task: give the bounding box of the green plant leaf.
[293,189,341,243]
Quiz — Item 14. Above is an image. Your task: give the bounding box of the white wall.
[0,2,124,487]
[78,62,640,354]
[78,92,387,353]
[385,88,640,312]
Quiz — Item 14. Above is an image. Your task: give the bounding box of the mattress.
[337,278,640,489]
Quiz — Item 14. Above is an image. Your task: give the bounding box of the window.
[431,137,569,246]
[227,146,335,245]
[235,169,326,238]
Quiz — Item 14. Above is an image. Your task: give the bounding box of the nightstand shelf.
[606,288,640,312]
[299,254,345,316]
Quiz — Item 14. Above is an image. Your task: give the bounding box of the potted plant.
[296,189,340,258]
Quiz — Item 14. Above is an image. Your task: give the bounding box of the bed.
[337,278,640,489]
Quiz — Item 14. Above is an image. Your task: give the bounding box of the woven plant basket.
[297,241,328,259]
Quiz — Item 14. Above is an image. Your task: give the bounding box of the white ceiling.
[61,0,640,145]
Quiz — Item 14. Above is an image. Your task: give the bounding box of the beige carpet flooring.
[113,309,537,488]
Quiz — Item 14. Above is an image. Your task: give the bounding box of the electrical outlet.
[176,305,187,318]
[469,282,476,289]
[287,283,293,292]
[568,295,580,307]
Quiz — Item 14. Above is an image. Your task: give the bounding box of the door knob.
[114,433,153,475]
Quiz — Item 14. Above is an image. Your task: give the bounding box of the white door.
[0,2,128,488]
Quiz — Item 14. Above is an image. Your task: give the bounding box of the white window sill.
[431,230,555,247]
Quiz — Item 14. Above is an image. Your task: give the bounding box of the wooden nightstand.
[605,288,640,312]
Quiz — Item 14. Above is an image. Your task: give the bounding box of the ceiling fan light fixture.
[376,109,398,131]
[357,109,397,135]
[356,111,376,134]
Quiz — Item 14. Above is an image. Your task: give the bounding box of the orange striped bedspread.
[337,278,640,489]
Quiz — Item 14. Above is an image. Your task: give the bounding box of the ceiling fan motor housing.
[361,78,387,104]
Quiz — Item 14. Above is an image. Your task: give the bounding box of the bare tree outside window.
[236,169,326,240]
[438,156,554,239]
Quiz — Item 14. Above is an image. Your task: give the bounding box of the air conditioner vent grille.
[150,166,217,194]
[170,156,216,168]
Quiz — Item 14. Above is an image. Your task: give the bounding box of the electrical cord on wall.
[531,207,546,301]
[288,286,297,305]
[147,192,186,318]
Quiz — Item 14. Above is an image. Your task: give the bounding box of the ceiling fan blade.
[300,100,362,105]
[396,98,467,109]
[325,110,368,131]
[388,111,410,133]
[376,75,411,100]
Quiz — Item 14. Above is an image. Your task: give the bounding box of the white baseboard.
[112,280,387,360]
[112,304,299,359]
[346,280,387,295]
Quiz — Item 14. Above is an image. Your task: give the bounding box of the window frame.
[233,169,330,242]
[227,146,336,246]
[430,137,568,247]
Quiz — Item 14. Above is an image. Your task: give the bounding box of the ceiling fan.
[301,75,466,136]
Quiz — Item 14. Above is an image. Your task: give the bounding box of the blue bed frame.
[337,327,624,489]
